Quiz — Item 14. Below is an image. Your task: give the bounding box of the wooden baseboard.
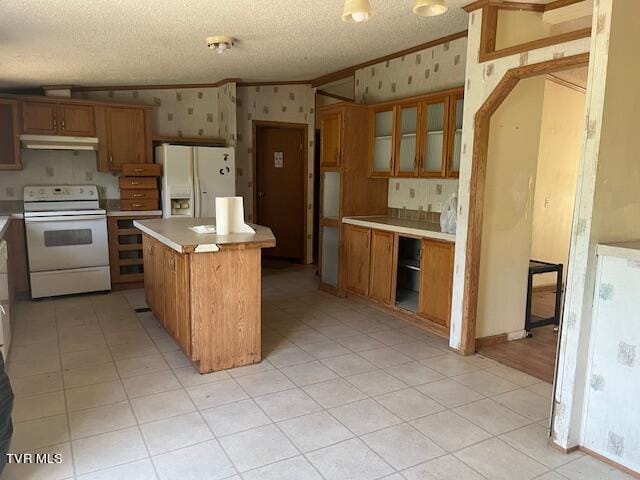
[579,447,640,479]
[551,441,580,454]
[476,333,508,348]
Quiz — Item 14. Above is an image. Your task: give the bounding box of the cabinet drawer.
[119,177,156,190]
[120,189,159,200]
[122,163,162,177]
[120,198,158,211]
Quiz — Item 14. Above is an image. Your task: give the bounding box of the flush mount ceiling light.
[413,0,449,17]
[206,35,234,54]
[342,0,373,23]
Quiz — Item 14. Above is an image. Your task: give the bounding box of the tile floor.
[3,266,634,480]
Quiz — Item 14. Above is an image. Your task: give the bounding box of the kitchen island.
[134,217,275,373]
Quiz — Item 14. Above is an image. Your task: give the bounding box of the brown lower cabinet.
[345,224,454,332]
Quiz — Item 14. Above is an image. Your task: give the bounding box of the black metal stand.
[525,260,563,337]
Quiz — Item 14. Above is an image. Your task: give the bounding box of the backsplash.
[387,178,458,213]
[0,150,120,200]
[387,207,441,224]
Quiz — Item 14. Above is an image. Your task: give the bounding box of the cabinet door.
[163,249,178,339]
[320,111,342,167]
[22,101,58,134]
[106,107,146,171]
[419,240,454,327]
[446,93,464,178]
[395,104,420,177]
[0,99,21,170]
[346,225,371,296]
[59,104,95,136]
[142,235,155,312]
[419,99,448,178]
[369,230,395,304]
[153,242,166,325]
[369,107,394,176]
[174,253,191,356]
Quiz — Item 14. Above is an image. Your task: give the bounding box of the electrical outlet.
[436,183,443,195]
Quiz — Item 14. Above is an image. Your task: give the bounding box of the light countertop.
[0,217,9,239]
[342,215,455,243]
[134,217,276,254]
[597,241,640,262]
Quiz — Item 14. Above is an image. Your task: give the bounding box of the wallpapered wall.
[77,84,238,145]
[353,36,467,213]
[236,84,316,263]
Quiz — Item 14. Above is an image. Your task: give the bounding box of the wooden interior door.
[256,124,305,261]
[107,107,146,170]
[0,99,21,170]
[22,101,58,134]
[369,230,395,304]
[320,112,341,167]
[346,225,371,296]
[60,104,95,136]
[419,239,455,327]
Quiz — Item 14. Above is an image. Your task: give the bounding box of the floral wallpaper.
[235,84,316,263]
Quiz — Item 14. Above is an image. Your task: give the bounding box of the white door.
[25,215,109,271]
[194,147,236,218]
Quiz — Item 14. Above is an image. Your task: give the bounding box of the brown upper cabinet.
[320,111,342,168]
[0,99,21,170]
[368,87,464,179]
[22,101,95,136]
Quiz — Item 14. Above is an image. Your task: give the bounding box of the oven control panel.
[23,185,99,202]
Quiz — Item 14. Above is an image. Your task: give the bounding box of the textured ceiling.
[0,0,471,89]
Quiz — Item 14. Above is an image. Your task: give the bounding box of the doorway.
[472,67,587,384]
[254,121,308,263]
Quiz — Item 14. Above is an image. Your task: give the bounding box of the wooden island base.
[138,219,275,373]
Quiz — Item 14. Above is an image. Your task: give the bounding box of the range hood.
[20,134,99,151]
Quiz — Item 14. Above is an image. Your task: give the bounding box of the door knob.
[258,192,265,198]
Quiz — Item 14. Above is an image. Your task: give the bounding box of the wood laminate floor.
[478,291,560,384]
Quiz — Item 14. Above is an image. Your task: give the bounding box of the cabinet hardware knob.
[134,168,143,173]
[131,181,140,185]
[61,119,66,129]
[109,155,113,164]
[133,194,142,198]
[132,203,142,207]
[53,118,57,129]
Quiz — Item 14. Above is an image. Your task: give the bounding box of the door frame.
[252,120,309,263]
[460,53,590,355]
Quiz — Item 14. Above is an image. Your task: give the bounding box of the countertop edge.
[597,241,640,262]
[342,216,456,243]
[134,221,189,253]
[107,210,162,217]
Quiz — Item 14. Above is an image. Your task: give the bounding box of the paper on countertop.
[189,225,217,234]
[215,196,255,235]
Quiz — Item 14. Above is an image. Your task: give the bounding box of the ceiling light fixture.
[342,0,373,23]
[413,0,449,17]
[206,35,234,54]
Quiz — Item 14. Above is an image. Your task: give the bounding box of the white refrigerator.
[156,144,236,218]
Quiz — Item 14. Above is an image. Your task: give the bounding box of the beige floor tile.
[485,365,544,387]
[2,441,73,480]
[278,411,353,453]
[130,388,195,424]
[11,414,69,452]
[363,423,445,470]
[110,339,160,360]
[385,362,444,386]
[556,454,636,480]
[493,388,552,422]
[115,354,169,378]
[501,423,582,469]
[416,379,485,408]
[265,346,315,368]
[226,359,276,378]
[527,382,554,399]
[63,363,119,389]
[321,353,377,376]
[66,380,126,412]
[219,424,298,472]
[122,369,181,398]
[235,370,296,397]
[75,458,157,480]
[140,411,213,455]
[201,399,271,436]
[299,340,351,359]
[358,347,413,368]
[242,456,323,480]
[186,378,248,409]
[346,369,407,396]
[10,371,63,398]
[403,454,486,480]
[452,370,520,396]
[13,391,66,422]
[69,401,136,439]
[455,437,549,480]
[72,427,148,475]
[392,341,445,360]
[254,388,321,422]
[329,398,401,436]
[61,347,113,370]
[152,439,236,480]
[307,438,393,480]
[280,360,338,386]
[172,365,229,387]
[375,388,445,421]
[412,410,492,451]
[7,351,61,378]
[336,334,386,352]
[303,378,368,408]
[454,398,531,435]
[423,354,486,376]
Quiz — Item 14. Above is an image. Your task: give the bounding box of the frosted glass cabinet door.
[322,172,341,219]
[449,97,464,175]
[397,106,419,175]
[321,226,340,287]
[420,101,446,176]
[371,109,394,174]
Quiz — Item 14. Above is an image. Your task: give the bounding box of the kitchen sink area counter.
[342,215,455,243]
[137,217,275,373]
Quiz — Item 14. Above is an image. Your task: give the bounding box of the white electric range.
[23,185,111,298]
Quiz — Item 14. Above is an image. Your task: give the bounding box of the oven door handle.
[25,214,107,223]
